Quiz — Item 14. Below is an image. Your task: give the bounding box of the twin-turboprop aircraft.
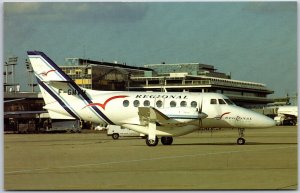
[27,51,275,146]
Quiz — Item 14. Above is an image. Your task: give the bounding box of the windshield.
[224,98,235,105]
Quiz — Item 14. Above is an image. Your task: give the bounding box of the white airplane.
[274,106,298,125]
[27,51,275,146]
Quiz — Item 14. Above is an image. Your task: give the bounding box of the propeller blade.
[198,112,208,119]
[199,99,203,113]
[198,100,204,128]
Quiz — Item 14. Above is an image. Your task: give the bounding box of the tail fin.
[27,51,71,82]
[27,51,80,120]
[27,51,114,124]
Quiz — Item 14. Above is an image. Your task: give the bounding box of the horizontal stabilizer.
[4,110,47,115]
[47,110,76,120]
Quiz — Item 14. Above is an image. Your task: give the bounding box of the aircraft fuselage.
[44,88,275,137]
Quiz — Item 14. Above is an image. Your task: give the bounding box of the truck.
[106,125,145,139]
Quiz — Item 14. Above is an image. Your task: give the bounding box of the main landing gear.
[145,137,159,146]
[237,128,246,145]
[145,136,174,146]
[161,136,173,145]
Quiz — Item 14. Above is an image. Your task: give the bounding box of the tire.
[161,136,173,145]
[112,133,119,140]
[237,137,245,145]
[145,137,159,147]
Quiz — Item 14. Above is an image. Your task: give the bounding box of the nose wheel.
[237,137,245,145]
[237,128,246,145]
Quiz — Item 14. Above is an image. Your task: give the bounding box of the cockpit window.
[210,99,217,104]
[225,99,235,105]
[218,99,226,105]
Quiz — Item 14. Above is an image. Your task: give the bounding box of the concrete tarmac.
[4,126,297,190]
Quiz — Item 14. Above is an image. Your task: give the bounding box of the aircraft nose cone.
[259,114,276,127]
[265,117,276,127]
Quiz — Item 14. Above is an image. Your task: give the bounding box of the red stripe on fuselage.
[84,95,128,110]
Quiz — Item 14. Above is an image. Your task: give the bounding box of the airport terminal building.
[129,63,274,108]
[60,59,274,108]
[61,58,152,90]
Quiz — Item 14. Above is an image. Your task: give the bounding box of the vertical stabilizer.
[27,51,113,124]
[27,51,79,119]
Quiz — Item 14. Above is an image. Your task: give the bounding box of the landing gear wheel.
[161,136,173,145]
[237,137,245,145]
[146,137,159,146]
[237,128,246,145]
[112,133,119,140]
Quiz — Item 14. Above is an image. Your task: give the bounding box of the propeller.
[198,100,208,129]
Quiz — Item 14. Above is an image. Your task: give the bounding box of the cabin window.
[218,99,226,105]
[191,101,197,108]
[180,101,187,107]
[210,99,217,104]
[123,100,129,107]
[144,100,150,107]
[133,100,140,107]
[156,100,163,108]
[170,101,176,107]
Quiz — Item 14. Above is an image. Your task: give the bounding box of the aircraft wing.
[280,113,297,119]
[4,110,48,115]
[4,98,26,103]
[138,107,196,127]
[122,107,205,137]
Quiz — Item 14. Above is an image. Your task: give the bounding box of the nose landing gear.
[237,128,246,145]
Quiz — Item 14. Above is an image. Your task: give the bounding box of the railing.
[132,77,267,90]
[183,80,211,85]
[210,80,266,90]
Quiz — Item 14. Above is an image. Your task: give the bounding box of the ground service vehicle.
[107,125,145,139]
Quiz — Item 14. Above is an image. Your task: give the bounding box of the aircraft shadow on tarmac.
[170,142,297,146]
